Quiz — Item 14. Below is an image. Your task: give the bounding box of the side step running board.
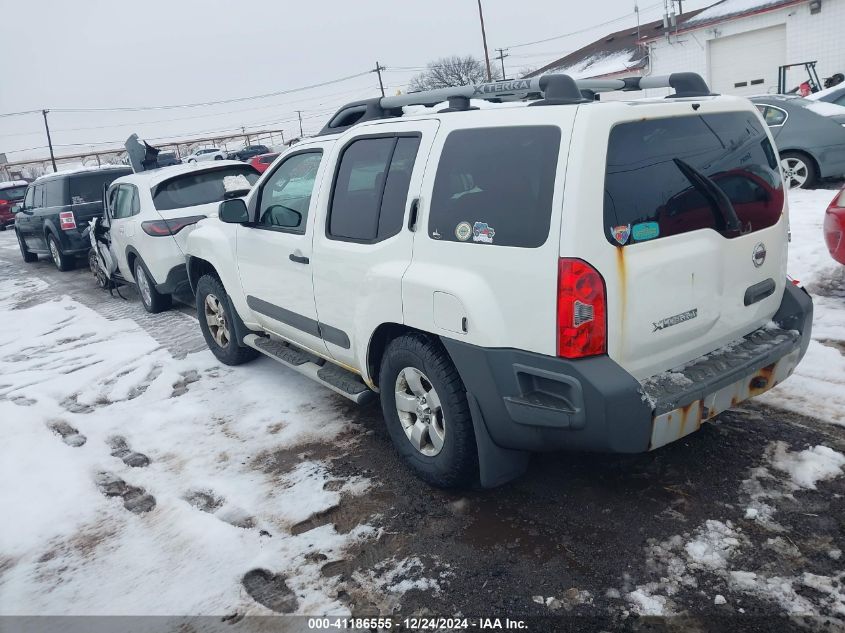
[243,334,376,405]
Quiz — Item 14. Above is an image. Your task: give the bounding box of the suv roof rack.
[316,72,712,136]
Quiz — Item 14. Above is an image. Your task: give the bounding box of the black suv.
[15,166,132,271]
[228,144,271,161]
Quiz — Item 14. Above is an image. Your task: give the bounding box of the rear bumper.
[442,283,813,455]
[56,229,90,256]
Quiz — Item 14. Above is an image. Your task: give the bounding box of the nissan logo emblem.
[752,242,767,268]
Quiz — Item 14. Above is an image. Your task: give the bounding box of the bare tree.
[409,55,500,92]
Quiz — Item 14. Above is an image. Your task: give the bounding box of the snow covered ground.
[0,288,378,615]
[759,188,845,426]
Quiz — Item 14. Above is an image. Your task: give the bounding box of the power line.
[0,109,41,119]
[0,83,377,140]
[5,70,372,116]
[504,1,663,49]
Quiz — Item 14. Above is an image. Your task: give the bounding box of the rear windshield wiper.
[672,158,743,235]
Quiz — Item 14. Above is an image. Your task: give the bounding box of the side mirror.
[15,204,31,215]
[219,198,250,224]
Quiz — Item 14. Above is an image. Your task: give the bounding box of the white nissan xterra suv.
[185,73,813,488]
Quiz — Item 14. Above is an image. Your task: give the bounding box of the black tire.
[0,225,6,232]
[195,274,258,365]
[47,234,75,271]
[214,155,223,160]
[16,230,37,263]
[379,333,478,488]
[780,151,817,189]
[134,258,172,314]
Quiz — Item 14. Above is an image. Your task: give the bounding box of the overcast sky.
[1,0,713,164]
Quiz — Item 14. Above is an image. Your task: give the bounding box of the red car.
[0,180,28,230]
[824,186,845,265]
[249,152,279,174]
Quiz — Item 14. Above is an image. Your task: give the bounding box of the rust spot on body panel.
[616,246,627,345]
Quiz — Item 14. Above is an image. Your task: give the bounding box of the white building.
[526,0,844,98]
[645,0,845,96]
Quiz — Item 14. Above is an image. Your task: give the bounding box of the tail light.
[59,211,77,230]
[557,258,607,359]
[141,215,206,237]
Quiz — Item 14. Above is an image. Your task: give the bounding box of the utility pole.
[373,61,386,97]
[296,111,304,138]
[42,109,57,173]
[495,48,509,80]
[675,0,683,14]
[476,0,493,82]
[241,126,251,145]
[280,129,285,145]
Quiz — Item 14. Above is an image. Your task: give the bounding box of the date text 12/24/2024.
[308,617,528,630]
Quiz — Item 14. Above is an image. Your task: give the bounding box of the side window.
[44,179,64,207]
[130,186,141,216]
[32,184,45,209]
[328,135,420,243]
[113,185,134,219]
[756,105,786,126]
[23,186,34,209]
[256,151,322,232]
[428,126,561,247]
[106,186,119,217]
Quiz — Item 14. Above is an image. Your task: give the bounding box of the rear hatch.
[150,164,260,252]
[569,99,788,380]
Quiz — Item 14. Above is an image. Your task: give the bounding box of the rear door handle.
[744,278,775,306]
[289,253,309,265]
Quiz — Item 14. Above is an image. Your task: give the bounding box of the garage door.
[708,25,786,96]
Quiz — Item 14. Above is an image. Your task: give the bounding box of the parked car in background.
[0,180,28,230]
[99,161,259,312]
[15,166,132,270]
[228,144,271,162]
[751,95,845,189]
[156,152,181,167]
[248,152,279,174]
[183,148,226,163]
[825,185,845,265]
[807,84,845,108]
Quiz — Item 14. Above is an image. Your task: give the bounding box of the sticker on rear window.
[472,222,495,244]
[632,221,660,242]
[611,224,631,245]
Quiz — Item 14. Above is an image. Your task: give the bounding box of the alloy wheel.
[781,156,808,189]
[204,293,230,348]
[49,239,61,267]
[394,367,446,457]
[135,263,152,308]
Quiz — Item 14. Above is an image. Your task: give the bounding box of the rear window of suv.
[68,170,132,205]
[152,165,259,211]
[428,126,561,247]
[604,111,784,245]
[0,185,27,201]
